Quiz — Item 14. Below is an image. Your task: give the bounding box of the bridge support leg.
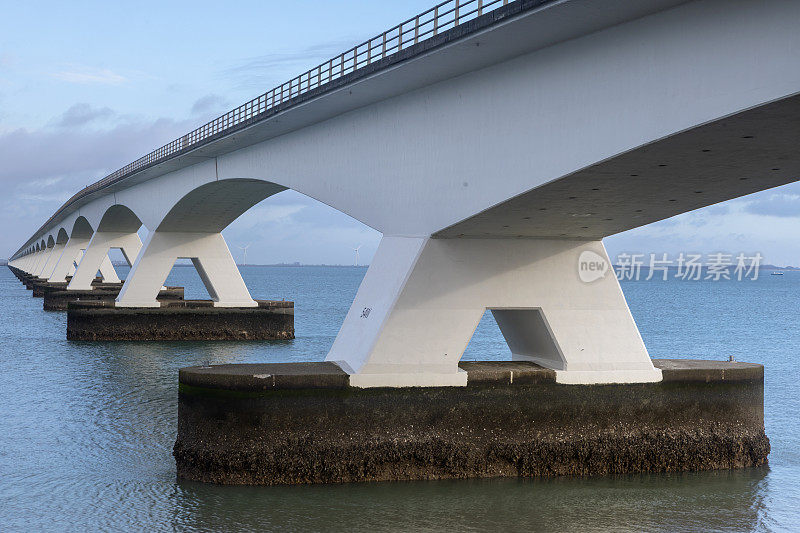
[67,232,143,290]
[48,237,89,283]
[69,250,84,278]
[31,249,51,277]
[98,255,121,283]
[116,232,256,308]
[34,251,47,275]
[327,236,661,387]
[39,243,66,280]
[32,247,52,277]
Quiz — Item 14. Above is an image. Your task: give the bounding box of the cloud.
[0,109,200,254]
[222,189,382,265]
[0,117,194,189]
[223,39,360,90]
[0,102,381,263]
[52,66,126,85]
[234,203,307,229]
[53,103,115,128]
[742,193,800,218]
[190,94,230,116]
[223,203,380,265]
[605,188,800,267]
[0,111,195,242]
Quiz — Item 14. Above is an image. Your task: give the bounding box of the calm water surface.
[0,265,798,531]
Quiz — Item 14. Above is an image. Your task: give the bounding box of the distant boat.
[771,271,784,276]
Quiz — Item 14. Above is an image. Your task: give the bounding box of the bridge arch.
[97,204,143,234]
[155,178,286,233]
[56,228,69,245]
[115,179,295,307]
[71,216,95,239]
[64,206,145,289]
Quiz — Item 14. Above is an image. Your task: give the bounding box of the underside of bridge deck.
[436,93,800,239]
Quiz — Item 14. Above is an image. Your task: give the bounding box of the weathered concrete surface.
[32,277,111,297]
[43,286,184,311]
[22,275,42,290]
[8,266,25,282]
[67,299,294,340]
[174,360,768,485]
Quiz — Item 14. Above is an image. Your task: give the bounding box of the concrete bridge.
[9,0,800,387]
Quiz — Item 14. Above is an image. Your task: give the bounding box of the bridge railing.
[21,0,514,256]
[88,0,511,190]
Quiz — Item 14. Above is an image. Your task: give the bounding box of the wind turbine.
[238,243,251,266]
[353,244,362,267]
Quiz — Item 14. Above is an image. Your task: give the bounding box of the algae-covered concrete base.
[43,286,184,311]
[28,276,106,296]
[174,360,768,485]
[67,299,294,340]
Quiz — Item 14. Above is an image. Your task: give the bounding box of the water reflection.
[171,470,770,533]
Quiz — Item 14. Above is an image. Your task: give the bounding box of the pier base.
[66,299,294,340]
[174,360,768,485]
[30,276,107,296]
[35,280,119,298]
[43,285,184,311]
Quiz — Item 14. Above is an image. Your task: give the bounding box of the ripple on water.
[1,267,799,531]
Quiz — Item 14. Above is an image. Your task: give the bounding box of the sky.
[1,1,799,266]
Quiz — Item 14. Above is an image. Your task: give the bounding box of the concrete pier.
[67,299,294,340]
[174,359,769,485]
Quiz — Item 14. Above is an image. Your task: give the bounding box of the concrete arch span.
[70,216,94,240]
[116,178,289,308]
[156,178,286,233]
[63,205,145,289]
[32,234,66,279]
[97,204,143,234]
[29,239,50,278]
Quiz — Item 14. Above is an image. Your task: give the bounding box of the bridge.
[8,0,800,387]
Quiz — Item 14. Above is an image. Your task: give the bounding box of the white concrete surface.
[116,232,256,308]
[330,237,661,386]
[67,232,142,290]
[48,237,90,283]
[39,242,65,280]
[32,246,53,278]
